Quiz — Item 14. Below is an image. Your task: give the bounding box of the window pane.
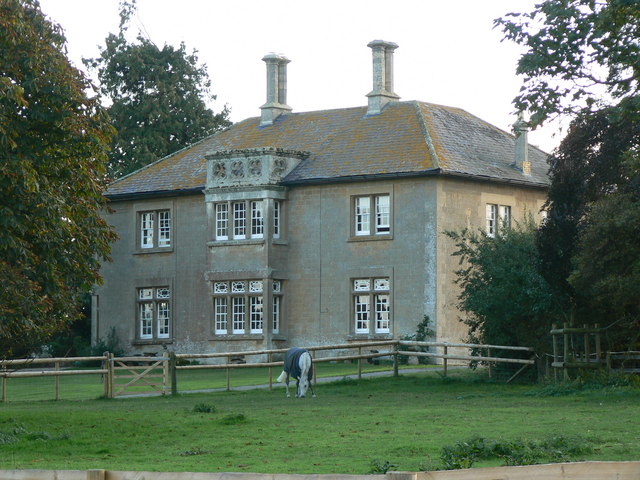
[215,204,229,240]
[354,295,370,333]
[214,297,228,334]
[140,212,154,248]
[157,301,170,338]
[158,210,171,247]
[273,201,280,239]
[272,296,280,334]
[232,281,245,293]
[486,204,497,237]
[249,281,263,293]
[250,296,263,333]
[139,288,153,300]
[375,195,390,233]
[374,278,390,291]
[214,282,228,294]
[233,202,246,239]
[375,294,390,333]
[354,279,370,291]
[139,303,153,339]
[355,197,371,235]
[499,205,511,229]
[251,201,264,238]
[232,297,246,333]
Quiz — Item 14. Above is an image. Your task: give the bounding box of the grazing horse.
[276,347,315,398]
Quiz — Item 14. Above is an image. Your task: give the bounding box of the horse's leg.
[285,375,291,398]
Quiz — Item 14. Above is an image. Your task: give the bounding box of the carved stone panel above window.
[205,148,308,190]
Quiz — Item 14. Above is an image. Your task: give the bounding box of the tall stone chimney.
[514,112,531,175]
[366,40,400,115]
[260,53,292,126]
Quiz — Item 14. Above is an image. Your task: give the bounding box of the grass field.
[1,370,639,474]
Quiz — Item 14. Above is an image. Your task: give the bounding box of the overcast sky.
[38,0,564,153]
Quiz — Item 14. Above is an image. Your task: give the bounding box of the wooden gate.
[106,353,169,398]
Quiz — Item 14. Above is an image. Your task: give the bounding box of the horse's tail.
[276,370,287,383]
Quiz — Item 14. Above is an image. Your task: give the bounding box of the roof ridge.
[412,101,441,169]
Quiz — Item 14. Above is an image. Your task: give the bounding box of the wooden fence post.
[393,343,399,377]
[1,364,6,403]
[268,352,273,391]
[443,345,448,377]
[358,346,362,379]
[226,355,231,391]
[563,322,570,380]
[107,352,114,398]
[162,351,169,395]
[54,361,60,401]
[487,348,492,379]
[169,352,177,395]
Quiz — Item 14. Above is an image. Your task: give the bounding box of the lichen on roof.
[105,101,548,199]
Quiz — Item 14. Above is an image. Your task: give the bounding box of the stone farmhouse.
[93,40,549,358]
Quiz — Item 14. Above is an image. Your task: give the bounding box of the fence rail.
[1,340,535,402]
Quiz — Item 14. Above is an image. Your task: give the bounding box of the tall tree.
[495,0,640,128]
[85,2,231,178]
[497,0,640,333]
[0,0,117,357]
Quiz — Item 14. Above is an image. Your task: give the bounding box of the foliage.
[569,193,640,349]
[368,459,398,474]
[399,315,434,365]
[537,107,639,298]
[191,403,216,414]
[446,218,561,356]
[84,1,231,178]
[0,0,117,358]
[438,434,595,470]
[495,0,640,128]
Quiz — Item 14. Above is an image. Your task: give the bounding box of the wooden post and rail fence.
[0,340,538,402]
[550,323,640,380]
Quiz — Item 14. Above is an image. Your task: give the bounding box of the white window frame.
[137,287,171,340]
[354,194,391,236]
[233,202,246,239]
[250,201,264,239]
[213,280,279,335]
[139,209,172,249]
[352,277,391,334]
[215,204,229,240]
[486,203,511,237]
[214,200,275,241]
[273,200,281,239]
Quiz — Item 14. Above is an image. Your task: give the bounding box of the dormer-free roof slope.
[105,100,548,200]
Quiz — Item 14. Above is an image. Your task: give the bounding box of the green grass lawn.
[1,370,639,474]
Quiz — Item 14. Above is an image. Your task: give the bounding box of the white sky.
[38,0,565,153]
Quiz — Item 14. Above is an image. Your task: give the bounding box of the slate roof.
[105,101,549,199]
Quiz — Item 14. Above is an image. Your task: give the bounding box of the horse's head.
[297,376,309,398]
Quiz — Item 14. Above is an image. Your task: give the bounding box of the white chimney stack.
[366,40,400,115]
[260,53,292,126]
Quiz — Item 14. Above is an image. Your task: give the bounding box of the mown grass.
[1,370,639,474]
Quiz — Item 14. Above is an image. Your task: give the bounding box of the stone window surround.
[208,273,285,340]
[347,267,394,339]
[133,199,175,254]
[133,276,174,345]
[348,188,394,241]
